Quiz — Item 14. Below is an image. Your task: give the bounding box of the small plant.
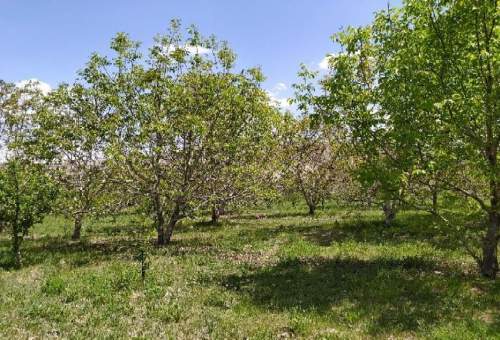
[136,246,149,282]
[42,276,66,296]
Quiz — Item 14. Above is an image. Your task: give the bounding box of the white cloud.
[267,92,291,109]
[160,44,211,56]
[16,78,52,95]
[272,96,291,109]
[319,53,335,70]
[183,45,211,55]
[272,82,287,93]
[267,82,291,109]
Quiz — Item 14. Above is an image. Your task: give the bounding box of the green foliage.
[0,6,498,338]
[0,81,58,267]
[74,21,281,243]
[0,160,57,267]
[308,0,499,276]
[279,114,352,215]
[0,161,56,231]
[34,83,115,239]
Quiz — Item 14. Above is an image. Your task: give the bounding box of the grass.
[0,203,499,339]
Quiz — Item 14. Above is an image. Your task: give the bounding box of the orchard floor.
[0,205,499,339]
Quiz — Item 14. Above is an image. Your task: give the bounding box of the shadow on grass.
[0,237,144,270]
[223,257,499,336]
[87,223,149,237]
[167,236,219,257]
[300,213,465,252]
[234,211,313,220]
[229,211,466,253]
[174,217,241,234]
[192,220,222,228]
[0,232,224,270]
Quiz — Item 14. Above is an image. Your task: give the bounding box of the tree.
[0,80,57,267]
[83,21,278,244]
[318,0,499,277]
[372,0,498,278]
[280,114,348,215]
[0,160,56,268]
[318,25,417,226]
[35,83,113,240]
[198,68,281,224]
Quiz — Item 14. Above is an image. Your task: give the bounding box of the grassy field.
[0,204,499,339]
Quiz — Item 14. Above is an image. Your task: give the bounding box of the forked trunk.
[163,203,182,244]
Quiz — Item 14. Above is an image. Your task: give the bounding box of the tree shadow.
[88,223,149,237]
[244,212,466,252]
[234,211,312,220]
[0,237,144,270]
[192,220,222,228]
[222,257,498,336]
[0,227,232,270]
[321,217,461,251]
[230,224,292,243]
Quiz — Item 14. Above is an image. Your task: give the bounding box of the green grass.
[0,204,499,339]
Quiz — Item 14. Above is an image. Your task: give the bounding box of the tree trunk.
[211,205,220,224]
[12,183,22,268]
[480,138,498,278]
[383,200,396,227]
[156,213,166,246]
[71,214,83,240]
[480,210,499,278]
[308,204,316,216]
[164,203,181,244]
[480,175,498,278]
[12,225,22,269]
[431,188,438,216]
[152,193,166,246]
[219,203,226,216]
[164,217,178,244]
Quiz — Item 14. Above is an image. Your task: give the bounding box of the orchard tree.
[316,26,415,226]
[280,114,349,216]
[319,0,499,277]
[84,21,278,244]
[288,66,361,216]
[0,81,57,267]
[0,160,56,267]
[36,83,113,240]
[198,68,281,224]
[367,0,499,278]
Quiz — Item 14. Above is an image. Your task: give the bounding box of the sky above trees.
[0,0,400,108]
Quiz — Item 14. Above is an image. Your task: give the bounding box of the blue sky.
[1,0,400,105]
